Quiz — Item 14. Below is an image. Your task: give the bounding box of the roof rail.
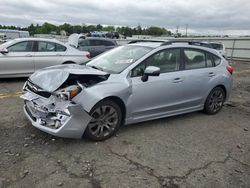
[160,40,213,48]
[160,40,196,46]
[128,39,214,49]
[128,39,166,44]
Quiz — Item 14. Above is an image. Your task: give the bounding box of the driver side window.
[131,48,180,77]
[8,41,33,52]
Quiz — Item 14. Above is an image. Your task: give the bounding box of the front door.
[0,41,34,76]
[129,48,184,121]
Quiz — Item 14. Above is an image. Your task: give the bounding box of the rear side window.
[103,40,115,46]
[206,53,214,67]
[184,49,206,69]
[38,42,55,52]
[8,41,33,52]
[89,40,103,46]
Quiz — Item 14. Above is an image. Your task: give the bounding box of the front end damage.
[20,65,110,138]
[21,82,92,138]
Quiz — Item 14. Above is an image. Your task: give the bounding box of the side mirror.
[0,48,8,54]
[141,66,160,82]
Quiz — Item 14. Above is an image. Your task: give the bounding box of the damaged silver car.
[21,41,233,141]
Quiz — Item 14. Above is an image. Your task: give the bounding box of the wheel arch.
[98,96,126,124]
[214,84,227,99]
[62,61,76,64]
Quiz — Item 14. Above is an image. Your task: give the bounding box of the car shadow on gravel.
[19,111,203,145]
[119,111,203,134]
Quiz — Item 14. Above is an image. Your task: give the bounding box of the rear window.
[211,43,223,50]
[78,39,90,46]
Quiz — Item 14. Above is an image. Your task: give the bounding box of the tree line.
[0,22,173,37]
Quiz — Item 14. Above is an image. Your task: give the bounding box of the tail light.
[227,65,233,74]
[86,53,91,59]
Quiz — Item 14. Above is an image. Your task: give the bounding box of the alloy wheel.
[88,105,118,138]
[208,89,224,113]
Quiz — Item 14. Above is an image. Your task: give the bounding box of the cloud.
[0,0,250,35]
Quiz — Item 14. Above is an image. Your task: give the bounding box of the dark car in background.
[68,34,118,57]
[86,31,120,39]
[78,37,118,57]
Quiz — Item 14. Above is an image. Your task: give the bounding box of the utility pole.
[185,24,188,37]
[176,25,179,34]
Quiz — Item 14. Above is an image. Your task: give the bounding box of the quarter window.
[8,41,33,52]
[56,43,66,52]
[184,49,206,69]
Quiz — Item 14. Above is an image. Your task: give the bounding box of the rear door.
[0,41,34,76]
[34,41,66,71]
[177,48,217,108]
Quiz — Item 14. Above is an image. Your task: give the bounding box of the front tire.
[84,100,122,141]
[204,87,225,115]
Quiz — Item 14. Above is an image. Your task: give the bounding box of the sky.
[0,0,250,35]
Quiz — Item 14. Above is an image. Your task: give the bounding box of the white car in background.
[209,42,226,57]
[200,41,226,57]
[0,38,90,78]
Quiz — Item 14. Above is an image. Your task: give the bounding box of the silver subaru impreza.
[21,40,233,141]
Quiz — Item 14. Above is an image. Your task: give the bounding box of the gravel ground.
[0,61,249,188]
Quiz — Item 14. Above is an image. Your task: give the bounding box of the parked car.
[86,31,120,39]
[0,29,30,40]
[0,38,90,78]
[68,34,118,57]
[199,41,226,57]
[209,42,226,57]
[21,40,233,141]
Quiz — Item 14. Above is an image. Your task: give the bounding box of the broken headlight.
[55,85,82,101]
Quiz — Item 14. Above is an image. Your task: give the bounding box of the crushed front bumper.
[21,91,92,139]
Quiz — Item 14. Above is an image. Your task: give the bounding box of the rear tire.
[204,87,225,115]
[84,100,122,141]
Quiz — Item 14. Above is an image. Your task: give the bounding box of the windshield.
[86,45,152,73]
[0,40,13,48]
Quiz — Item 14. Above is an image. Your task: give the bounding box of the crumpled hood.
[29,64,108,92]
